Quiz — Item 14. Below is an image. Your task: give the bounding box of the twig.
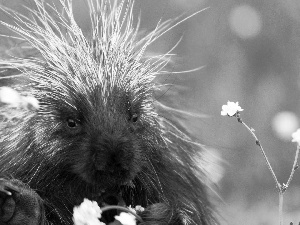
[222,102,300,225]
[283,145,300,193]
[235,113,300,225]
[236,113,284,224]
[236,113,281,191]
[279,192,283,225]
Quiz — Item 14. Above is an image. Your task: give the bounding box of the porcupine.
[0,0,217,224]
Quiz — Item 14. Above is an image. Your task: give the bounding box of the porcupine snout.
[86,123,141,185]
[70,83,143,185]
[93,136,133,175]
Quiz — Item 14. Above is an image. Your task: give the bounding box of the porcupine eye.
[130,113,138,123]
[66,118,78,128]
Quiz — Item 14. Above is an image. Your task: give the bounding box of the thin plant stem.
[236,113,281,191]
[235,113,300,225]
[279,144,300,225]
[284,145,300,192]
[236,113,283,224]
[100,205,143,223]
[279,192,283,225]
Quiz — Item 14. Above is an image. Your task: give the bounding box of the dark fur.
[0,0,217,224]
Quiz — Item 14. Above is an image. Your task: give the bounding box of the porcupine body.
[0,0,217,224]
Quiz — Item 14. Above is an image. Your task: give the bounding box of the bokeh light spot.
[272,111,299,141]
[229,5,262,39]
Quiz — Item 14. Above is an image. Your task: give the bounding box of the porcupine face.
[70,89,147,187]
[35,77,153,188]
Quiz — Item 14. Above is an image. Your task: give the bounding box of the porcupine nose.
[107,152,122,173]
[94,144,130,174]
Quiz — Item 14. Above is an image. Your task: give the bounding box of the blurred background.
[0,0,300,224]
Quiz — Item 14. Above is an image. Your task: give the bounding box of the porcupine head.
[0,0,216,224]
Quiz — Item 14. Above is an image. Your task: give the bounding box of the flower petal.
[292,129,300,145]
[73,199,102,225]
[221,101,243,117]
[115,212,136,225]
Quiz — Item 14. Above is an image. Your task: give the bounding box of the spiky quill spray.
[0,0,217,224]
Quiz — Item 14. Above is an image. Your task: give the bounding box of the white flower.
[127,206,136,214]
[134,205,144,212]
[127,205,144,214]
[115,212,136,225]
[221,101,244,117]
[73,199,103,225]
[292,129,300,145]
